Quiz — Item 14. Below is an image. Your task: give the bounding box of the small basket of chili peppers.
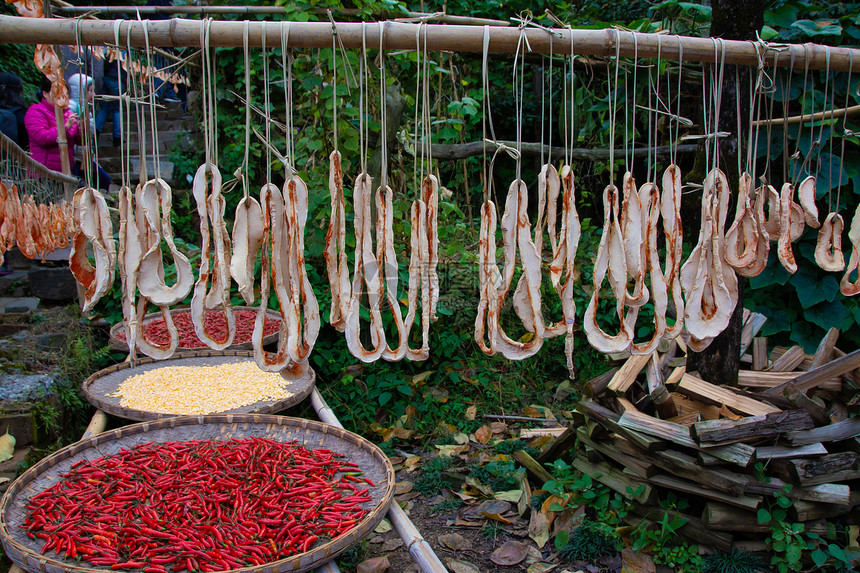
[109,307,283,353]
[0,415,394,573]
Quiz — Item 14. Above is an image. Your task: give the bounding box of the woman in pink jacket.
[24,76,81,173]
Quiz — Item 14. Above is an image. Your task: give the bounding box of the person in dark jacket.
[0,71,29,150]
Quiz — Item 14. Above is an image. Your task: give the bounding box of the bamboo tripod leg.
[310,388,449,573]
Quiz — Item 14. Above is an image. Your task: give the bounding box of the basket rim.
[81,350,315,421]
[108,306,283,352]
[0,414,395,573]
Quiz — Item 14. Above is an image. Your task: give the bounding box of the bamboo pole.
[752,104,860,127]
[310,388,449,573]
[81,409,108,439]
[1,15,858,71]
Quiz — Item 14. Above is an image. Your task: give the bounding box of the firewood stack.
[573,313,860,553]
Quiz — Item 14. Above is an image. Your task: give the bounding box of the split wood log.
[781,383,830,426]
[737,370,841,391]
[646,448,749,495]
[769,345,805,372]
[512,450,555,484]
[576,429,657,479]
[832,348,860,386]
[632,505,733,553]
[585,367,619,398]
[829,402,849,424]
[571,457,653,504]
[691,410,814,445]
[679,373,780,416]
[789,452,860,486]
[617,409,756,466]
[752,337,768,371]
[740,312,768,356]
[646,354,678,418]
[607,353,653,395]
[745,479,850,505]
[786,417,860,446]
[791,500,858,521]
[575,400,664,451]
[669,392,722,422]
[535,425,577,464]
[701,502,768,533]
[648,474,763,510]
[519,428,566,438]
[756,443,828,460]
[809,327,840,370]
[763,347,860,397]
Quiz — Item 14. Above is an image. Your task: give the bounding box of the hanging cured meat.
[375,183,407,361]
[190,164,236,350]
[405,197,431,361]
[584,183,632,353]
[840,204,860,296]
[475,198,497,356]
[660,165,686,339]
[423,175,440,322]
[136,179,194,306]
[797,175,820,228]
[815,212,845,272]
[777,182,799,274]
[117,185,142,358]
[630,181,668,355]
[620,173,648,309]
[725,173,758,270]
[230,192,264,306]
[69,186,116,313]
[324,150,350,332]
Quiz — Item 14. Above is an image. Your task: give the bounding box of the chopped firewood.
[646,354,677,418]
[512,450,555,484]
[585,367,620,398]
[746,478,851,505]
[769,345,806,372]
[575,400,664,452]
[679,373,781,416]
[781,383,830,425]
[791,499,858,521]
[648,474,762,510]
[752,337,768,371]
[571,457,653,503]
[670,392,722,421]
[519,427,567,438]
[789,452,860,486]
[764,348,860,397]
[809,327,839,370]
[738,370,841,392]
[576,428,657,479]
[786,417,860,446]
[740,310,768,356]
[691,410,814,445]
[606,353,653,395]
[756,443,828,461]
[632,505,733,553]
[702,502,769,533]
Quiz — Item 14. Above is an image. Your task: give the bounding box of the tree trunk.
[687,0,764,384]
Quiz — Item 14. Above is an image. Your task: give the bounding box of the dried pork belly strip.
[815,212,845,272]
[681,170,732,342]
[15,191,35,259]
[283,174,320,363]
[0,183,13,250]
[205,180,233,311]
[620,172,648,308]
[584,184,633,354]
[117,185,142,358]
[137,178,194,306]
[630,182,668,355]
[539,164,567,338]
[550,165,581,375]
[230,190,264,306]
[423,175,440,321]
[660,165,685,339]
[797,175,820,228]
[725,173,758,269]
[840,204,860,296]
[344,174,386,363]
[190,164,236,350]
[253,183,295,372]
[69,186,116,312]
[758,184,781,240]
[324,150,350,332]
[493,180,545,360]
[375,184,408,361]
[737,184,772,278]
[405,198,431,361]
[5,185,20,251]
[777,182,799,274]
[474,199,497,356]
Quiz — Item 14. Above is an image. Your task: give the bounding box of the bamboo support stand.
[1,15,858,71]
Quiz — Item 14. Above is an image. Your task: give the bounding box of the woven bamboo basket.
[0,415,395,573]
[81,350,315,421]
[108,307,282,352]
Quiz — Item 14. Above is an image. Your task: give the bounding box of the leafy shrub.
[559,519,620,562]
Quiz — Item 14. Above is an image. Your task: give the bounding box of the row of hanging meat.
[65,154,860,372]
[0,182,74,262]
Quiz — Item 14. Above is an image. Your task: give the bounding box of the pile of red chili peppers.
[115,310,281,349]
[23,438,374,572]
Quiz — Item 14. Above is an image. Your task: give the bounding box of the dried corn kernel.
[109,361,294,415]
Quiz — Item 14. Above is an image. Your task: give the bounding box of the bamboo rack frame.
[0,15,858,72]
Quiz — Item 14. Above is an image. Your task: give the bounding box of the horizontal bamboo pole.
[752,104,860,127]
[0,15,857,71]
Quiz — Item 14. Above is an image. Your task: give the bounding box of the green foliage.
[558,518,620,562]
[468,460,522,492]
[703,549,765,573]
[414,455,455,495]
[428,498,463,515]
[494,439,540,458]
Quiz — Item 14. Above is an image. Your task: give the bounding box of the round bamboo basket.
[0,415,395,573]
[108,307,282,352]
[81,350,315,421]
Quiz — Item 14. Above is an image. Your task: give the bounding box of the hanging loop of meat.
[630,181,668,355]
[725,172,759,270]
[533,163,565,339]
[680,168,737,349]
[840,204,860,296]
[736,183,773,278]
[343,173,386,363]
[797,175,820,228]
[475,198,499,356]
[283,174,320,363]
[620,172,649,308]
[815,212,845,272]
[423,174,440,321]
[777,182,800,274]
[374,183,409,362]
[584,183,632,354]
[136,178,194,306]
[117,184,142,359]
[492,179,545,360]
[324,150,351,332]
[190,164,237,350]
[660,165,686,340]
[404,197,432,361]
[230,193,264,306]
[69,186,116,313]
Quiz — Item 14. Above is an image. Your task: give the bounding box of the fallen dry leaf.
[446,559,481,573]
[489,421,508,434]
[494,489,523,503]
[381,538,404,551]
[465,405,477,421]
[394,482,414,495]
[522,406,543,418]
[529,509,550,548]
[436,444,469,458]
[527,564,558,573]
[374,519,393,534]
[621,548,656,573]
[427,386,449,403]
[357,556,390,573]
[482,511,513,524]
[490,540,530,566]
[411,370,434,384]
[438,532,470,551]
[474,425,492,444]
[524,545,544,566]
[396,492,421,503]
[404,456,422,472]
[469,499,512,518]
[552,506,585,536]
[453,432,470,445]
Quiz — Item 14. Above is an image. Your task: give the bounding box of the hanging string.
[359,23,367,176]
[142,20,162,180]
[814,48,832,182]
[672,41,684,167]
[628,32,639,172]
[413,24,421,198]
[240,20,251,199]
[836,51,853,214]
[73,18,93,188]
[378,21,388,192]
[280,22,294,174]
[331,19,338,150]
[481,25,489,201]
[421,23,431,181]
[781,51,795,184]
[547,34,553,166]
[608,29,621,185]
[512,18,529,182]
[263,22,271,184]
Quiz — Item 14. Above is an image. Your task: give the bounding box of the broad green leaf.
[789,265,840,308]
[805,299,853,332]
[786,543,803,564]
[765,4,799,29]
[750,256,791,289]
[811,548,828,567]
[554,529,570,551]
[757,508,771,524]
[792,19,842,37]
[760,25,779,40]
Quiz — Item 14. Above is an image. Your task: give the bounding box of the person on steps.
[24,76,81,174]
[0,71,29,150]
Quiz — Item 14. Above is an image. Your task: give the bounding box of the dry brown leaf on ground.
[528,510,550,548]
[621,548,656,573]
[446,559,481,573]
[356,556,390,573]
[490,540,531,566]
[438,532,470,551]
[474,424,492,444]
